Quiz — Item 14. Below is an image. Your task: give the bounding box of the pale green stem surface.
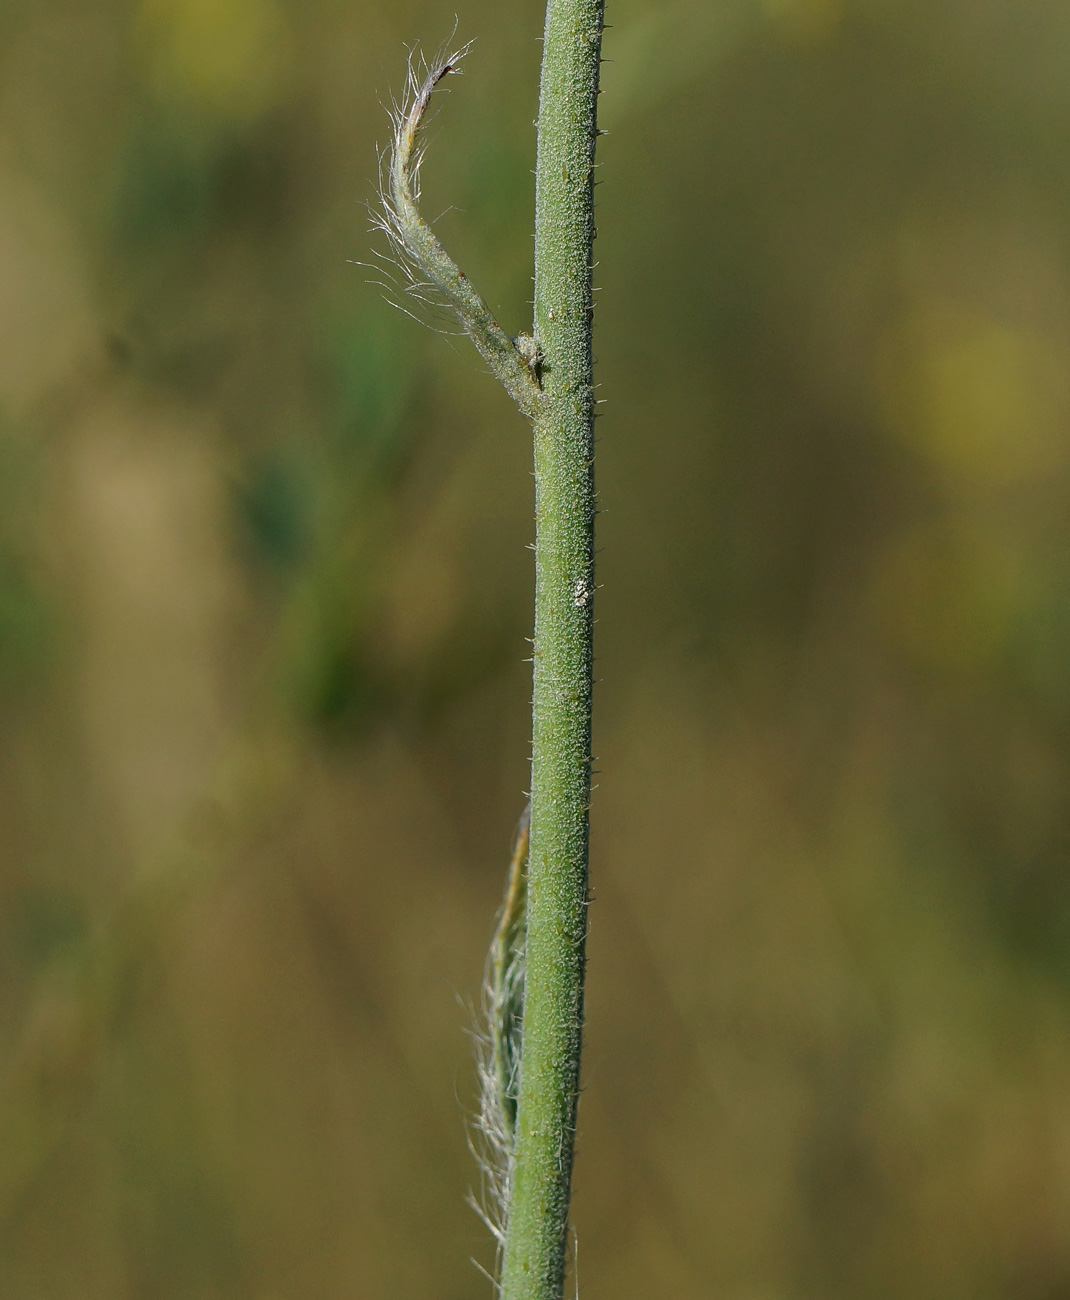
[381,9,605,1296]
[499,2,604,1298]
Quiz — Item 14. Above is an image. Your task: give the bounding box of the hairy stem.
[499,2,604,1298]
[381,9,605,1296]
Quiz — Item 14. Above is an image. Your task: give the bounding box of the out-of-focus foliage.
[4,0,1070,1296]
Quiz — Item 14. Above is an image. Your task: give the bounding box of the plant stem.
[379,9,605,1293]
[499,2,604,1298]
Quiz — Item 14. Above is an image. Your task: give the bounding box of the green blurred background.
[4,0,1070,1295]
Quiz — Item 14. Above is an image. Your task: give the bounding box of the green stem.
[379,10,605,1295]
[499,2,604,1298]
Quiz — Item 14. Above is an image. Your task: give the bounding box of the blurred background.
[4,0,1070,1295]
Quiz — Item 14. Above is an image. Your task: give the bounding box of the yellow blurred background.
[4,0,1070,1295]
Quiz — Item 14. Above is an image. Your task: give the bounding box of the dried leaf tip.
[375,43,544,422]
